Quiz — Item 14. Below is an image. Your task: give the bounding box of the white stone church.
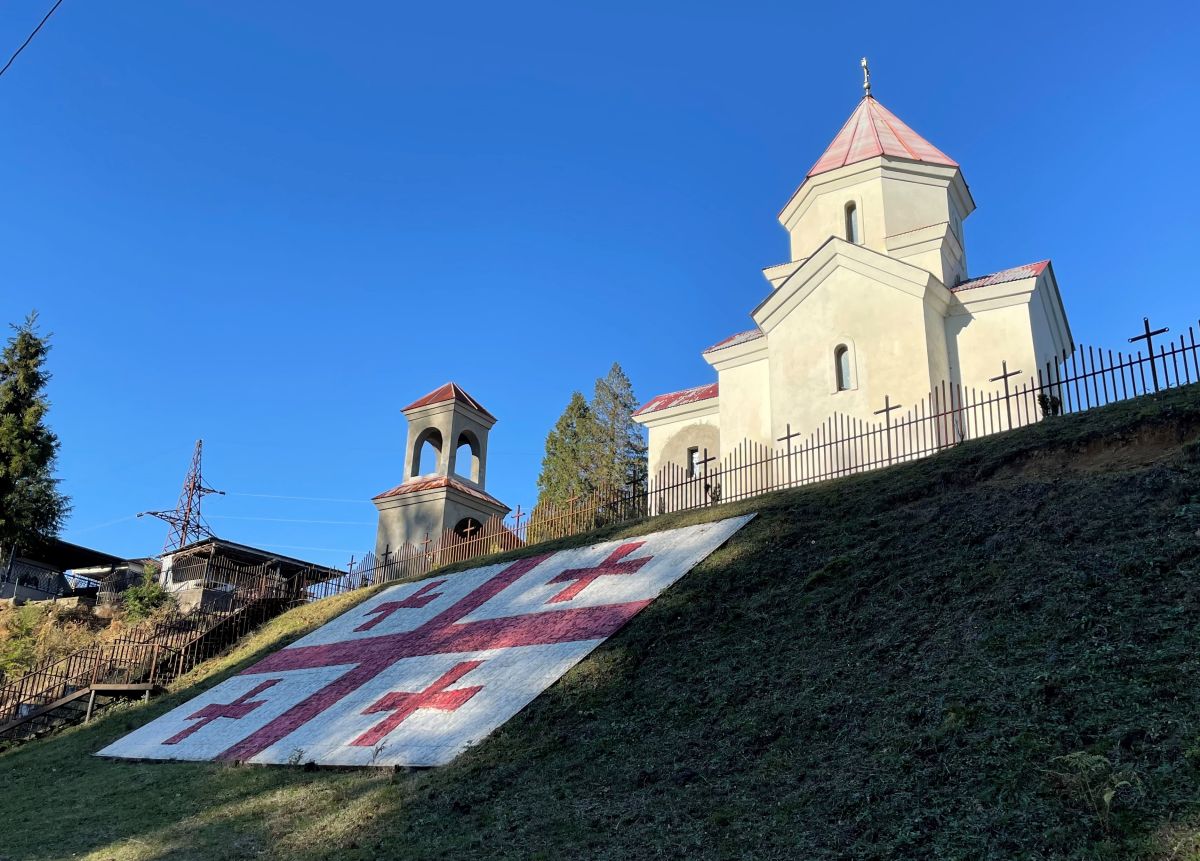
[634,66,1073,479]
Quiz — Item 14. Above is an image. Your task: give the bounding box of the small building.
[372,383,511,558]
[159,538,344,613]
[0,539,134,603]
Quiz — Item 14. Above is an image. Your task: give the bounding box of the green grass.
[4,388,1200,860]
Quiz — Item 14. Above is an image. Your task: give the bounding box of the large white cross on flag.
[99,514,753,767]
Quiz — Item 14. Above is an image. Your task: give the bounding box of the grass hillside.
[3,387,1200,860]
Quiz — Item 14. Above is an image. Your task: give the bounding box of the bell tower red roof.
[401,382,495,420]
[807,96,957,178]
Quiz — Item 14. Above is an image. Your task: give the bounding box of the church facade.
[634,74,1073,479]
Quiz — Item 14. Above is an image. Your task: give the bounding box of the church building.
[633,62,1073,479]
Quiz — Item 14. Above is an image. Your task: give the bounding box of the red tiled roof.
[372,475,507,508]
[952,260,1049,293]
[808,96,957,178]
[401,383,495,420]
[702,328,765,354]
[633,382,719,417]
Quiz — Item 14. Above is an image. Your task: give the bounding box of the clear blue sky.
[2,1,1197,567]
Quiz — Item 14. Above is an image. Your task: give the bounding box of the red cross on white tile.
[354,579,446,632]
[543,542,652,604]
[214,551,655,762]
[350,660,484,747]
[162,679,281,745]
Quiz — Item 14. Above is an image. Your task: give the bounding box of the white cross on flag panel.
[98,514,753,768]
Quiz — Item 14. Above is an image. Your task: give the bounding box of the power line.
[253,543,358,555]
[66,514,138,535]
[208,515,373,526]
[228,492,368,504]
[0,0,65,80]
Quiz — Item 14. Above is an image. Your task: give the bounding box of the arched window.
[412,428,443,476]
[834,344,852,391]
[845,202,860,244]
[453,431,480,482]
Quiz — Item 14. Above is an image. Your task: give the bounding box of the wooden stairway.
[0,595,290,744]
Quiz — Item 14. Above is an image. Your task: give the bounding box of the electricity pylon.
[139,439,224,554]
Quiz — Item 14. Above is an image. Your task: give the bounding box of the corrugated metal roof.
[702,328,765,354]
[952,260,1049,293]
[808,96,957,178]
[372,475,507,508]
[401,383,495,420]
[633,382,719,417]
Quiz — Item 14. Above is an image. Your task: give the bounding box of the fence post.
[989,360,1023,431]
[777,424,801,487]
[873,396,901,465]
[1128,317,1169,392]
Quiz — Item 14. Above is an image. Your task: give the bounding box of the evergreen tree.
[533,363,648,519]
[0,313,69,555]
[535,391,600,508]
[591,362,647,492]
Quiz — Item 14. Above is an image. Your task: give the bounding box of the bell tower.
[372,383,510,557]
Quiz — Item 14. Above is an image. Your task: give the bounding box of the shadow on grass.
[2,387,1200,860]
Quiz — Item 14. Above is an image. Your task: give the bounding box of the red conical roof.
[401,382,495,420]
[807,96,957,178]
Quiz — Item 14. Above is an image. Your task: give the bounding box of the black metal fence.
[319,315,1200,595]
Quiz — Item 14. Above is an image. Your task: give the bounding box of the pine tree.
[535,391,600,508]
[0,313,69,555]
[591,362,647,492]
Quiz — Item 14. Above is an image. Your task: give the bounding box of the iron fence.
[0,553,306,737]
[325,314,1200,595]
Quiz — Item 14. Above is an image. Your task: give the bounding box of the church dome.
[807,95,957,178]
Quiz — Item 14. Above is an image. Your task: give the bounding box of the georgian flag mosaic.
[98,514,754,768]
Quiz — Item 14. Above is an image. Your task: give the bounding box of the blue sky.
[2,1,1197,567]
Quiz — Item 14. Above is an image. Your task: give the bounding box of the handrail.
[0,572,293,736]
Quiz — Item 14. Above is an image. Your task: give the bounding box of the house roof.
[808,96,957,178]
[165,538,344,578]
[13,538,126,573]
[372,475,507,509]
[702,327,765,355]
[633,382,719,417]
[952,260,1049,293]
[401,383,495,420]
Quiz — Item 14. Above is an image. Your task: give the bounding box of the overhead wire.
[0,0,65,80]
[207,515,373,526]
[227,492,369,504]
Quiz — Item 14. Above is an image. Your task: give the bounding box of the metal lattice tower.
[139,440,225,554]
